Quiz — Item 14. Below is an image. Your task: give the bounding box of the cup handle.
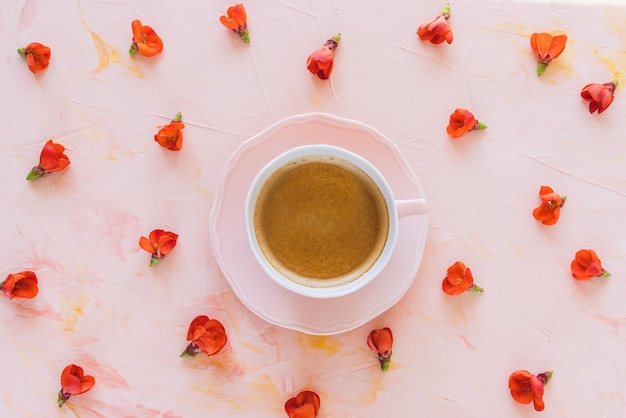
[396,199,428,218]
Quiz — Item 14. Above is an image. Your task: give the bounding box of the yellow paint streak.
[192,385,245,411]
[90,30,121,70]
[307,89,324,111]
[65,401,81,417]
[195,350,244,377]
[600,57,623,84]
[61,293,88,333]
[240,340,264,354]
[552,61,573,78]
[387,361,401,371]
[362,376,385,404]
[82,20,144,78]
[300,335,341,355]
[250,374,279,396]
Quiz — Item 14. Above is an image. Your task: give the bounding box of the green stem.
[26,166,45,181]
[181,342,199,357]
[600,270,612,278]
[537,371,553,385]
[239,29,250,43]
[57,390,70,407]
[380,356,391,371]
[475,121,487,131]
[172,112,182,122]
[537,62,548,76]
[469,284,484,293]
[440,3,451,17]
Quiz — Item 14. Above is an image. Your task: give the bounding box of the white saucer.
[209,113,429,335]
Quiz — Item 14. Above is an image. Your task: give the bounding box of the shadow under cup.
[245,145,402,299]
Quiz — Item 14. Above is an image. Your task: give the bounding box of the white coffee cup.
[245,145,427,298]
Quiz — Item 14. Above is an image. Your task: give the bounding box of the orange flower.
[57,364,95,407]
[220,4,250,43]
[508,370,552,412]
[26,139,70,180]
[154,112,185,151]
[284,391,320,418]
[180,315,227,357]
[532,185,565,226]
[139,229,178,266]
[306,34,341,80]
[1,271,38,300]
[129,20,163,57]
[442,261,483,295]
[581,81,618,114]
[571,249,611,281]
[367,327,393,371]
[530,33,567,76]
[446,108,487,138]
[417,4,453,45]
[17,42,51,73]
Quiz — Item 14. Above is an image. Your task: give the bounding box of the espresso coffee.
[253,155,389,287]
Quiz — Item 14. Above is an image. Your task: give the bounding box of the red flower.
[57,364,95,407]
[307,34,341,80]
[581,81,618,114]
[180,315,227,357]
[17,42,51,73]
[139,229,178,266]
[442,261,483,295]
[220,4,250,43]
[532,185,565,226]
[129,20,163,57]
[154,112,185,151]
[446,108,487,138]
[509,370,552,412]
[530,33,567,76]
[1,271,38,300]
[417,4,453,45]
[571,249,611,280]
[367,327,393,371]
[284,391,320,418]
[26,139,70,180]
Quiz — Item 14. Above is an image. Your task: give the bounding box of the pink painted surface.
[2,1,626,417]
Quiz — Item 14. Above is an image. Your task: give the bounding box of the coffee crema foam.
[253,155,389,288]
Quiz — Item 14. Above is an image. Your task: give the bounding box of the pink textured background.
[2,0,625,416]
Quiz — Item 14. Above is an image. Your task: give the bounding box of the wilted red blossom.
[284,390,320,418]
[220,4,250,43]
[532,185,565,226]
[180,315,227,357]
[442,261,483,295]
[446,108,487,138]
[509,370,552,412]
[417,4,453,45]
[18,42,51,73]
[581,81,617,114]
[571,249,611,280]
[58,364,95,407]
[307,34,341,80]
[367,327,393,371]
[129,19,163,57]
[1,271,39,299]
[139,229,178,266]
[26,139,70,180]
[154,112,185,151]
